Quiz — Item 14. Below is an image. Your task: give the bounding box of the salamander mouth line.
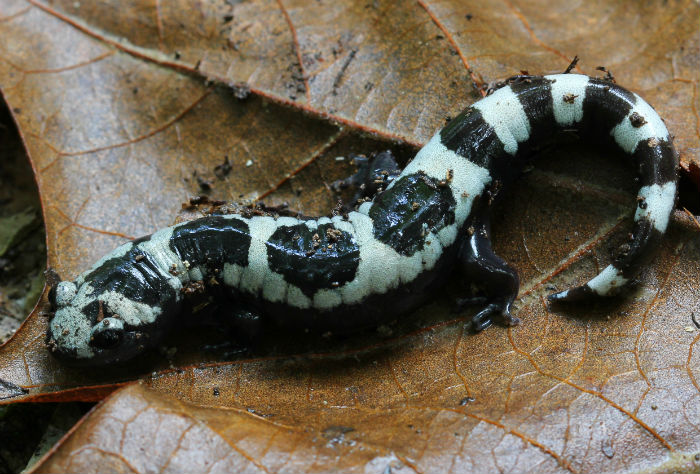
[46,72,678,366]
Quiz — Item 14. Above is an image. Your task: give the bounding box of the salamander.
[46,73,678,366]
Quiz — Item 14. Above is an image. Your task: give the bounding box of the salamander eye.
[90,327,123,349]
[89,317,124,349]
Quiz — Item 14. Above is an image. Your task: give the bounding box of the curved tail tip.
[549,264,631,304]
[547,289,570,303]
[547,290,571,304]
[547,286,592,304]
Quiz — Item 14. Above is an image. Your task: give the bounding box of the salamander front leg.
[204,307,264,358]
[228,308,264,343]
[458,218,520,332]
[331,150,402,205]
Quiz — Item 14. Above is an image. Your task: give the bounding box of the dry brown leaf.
[0,0,698,472]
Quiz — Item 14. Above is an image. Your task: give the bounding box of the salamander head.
[47,279,162,366]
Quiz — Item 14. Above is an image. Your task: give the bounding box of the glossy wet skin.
[45,74,678,366]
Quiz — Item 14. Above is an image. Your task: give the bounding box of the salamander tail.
[547,263,631,303]
[549,174,677,304]
[546,74,680,304]
[549,94,678,304]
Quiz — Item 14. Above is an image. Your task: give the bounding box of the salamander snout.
[46,281,150,366]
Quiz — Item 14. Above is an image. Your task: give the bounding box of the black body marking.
[82,245,176,309]
[169,216,250,269]
[369,173,456,256]
[440,108,505,170]
[581,78,636,140]
[510,77,554,144]
[634,138,678,185]
[266,223,360,296]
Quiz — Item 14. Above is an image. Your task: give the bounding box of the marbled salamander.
[47,74,678,365]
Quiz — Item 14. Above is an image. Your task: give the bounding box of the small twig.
[595,65,615,82]
[563,55,579,74]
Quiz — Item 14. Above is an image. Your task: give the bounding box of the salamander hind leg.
[458,218,521,332]
[331,150,402,206]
